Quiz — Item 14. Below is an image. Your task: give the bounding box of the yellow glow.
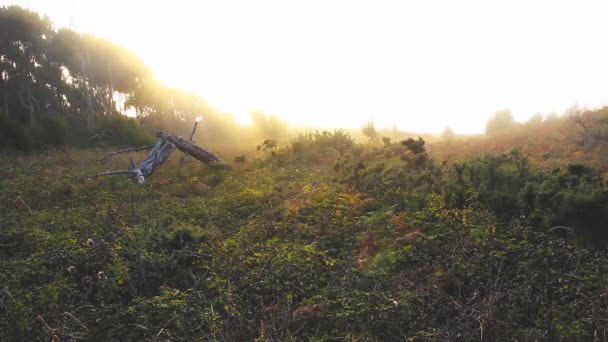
[232,111,253,126]
[11,0,608,133]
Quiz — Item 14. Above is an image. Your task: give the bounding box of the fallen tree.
[98,130,227,184]
[156,131,223,165]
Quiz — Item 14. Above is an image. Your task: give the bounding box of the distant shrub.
[441,126,455,140]
[290,130,356,163]
[401,137,426,154]
[362,121,378,142]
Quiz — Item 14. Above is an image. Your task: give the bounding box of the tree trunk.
[17,87,35,126]
[3,93,8,117]
[98,138,175,184]
[107,61,114,114]
[79,51,95,131]
[156,131,226,167]
[99,130,229,184]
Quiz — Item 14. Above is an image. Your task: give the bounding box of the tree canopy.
[0,5,242,151]
[485,109,516,135]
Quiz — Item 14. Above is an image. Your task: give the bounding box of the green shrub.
[95,114,156,146]
[288,130,357,164]
[37,115,68,146]
[0,114,34,152]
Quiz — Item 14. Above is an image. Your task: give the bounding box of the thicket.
[2,133,607,340]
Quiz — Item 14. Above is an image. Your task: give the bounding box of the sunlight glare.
[232,111,253,126]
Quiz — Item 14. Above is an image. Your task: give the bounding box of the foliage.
[571,107,608,150]
[250,112,288,140]
[2,6,608,340]
[95,114,156,147]
[0,113,35,152]
[361,120,379,142]
[0,5,240,151]
[2,137,608,340]
[430,107,608,173]
[486,109,517,135]
[287,130,357,165]
[441,126,455,140]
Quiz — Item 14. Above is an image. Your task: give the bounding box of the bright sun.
[10,0,608,133]
[231,110,253,126]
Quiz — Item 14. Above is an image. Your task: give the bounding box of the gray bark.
[98,130,228,184]
[177,120,199,175]
[99,145,156,162]
[156,131,226,167]
[98,138,175,184]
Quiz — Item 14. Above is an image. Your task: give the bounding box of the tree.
[524,113,543,127]
[544,112,559,122]
[0,5,240,151]
[485,109,516,135]
[0,6,56,126]
[250,111,287,139]
[572,107,608,150]
[441,126,454,140]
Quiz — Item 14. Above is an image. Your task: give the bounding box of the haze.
[5,0,608,133]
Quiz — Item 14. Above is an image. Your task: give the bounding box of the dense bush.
[0,113,154,152]
[0,114,35,152]
[442,150,608,243]
[95,114,156,147]
[288,130,357,164]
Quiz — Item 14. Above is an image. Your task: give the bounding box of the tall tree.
[485,109,516,135]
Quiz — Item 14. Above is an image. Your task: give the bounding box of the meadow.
[2,5,608,340]
[2,127,608,341]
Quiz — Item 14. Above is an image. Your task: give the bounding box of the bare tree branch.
[99,145,155,162]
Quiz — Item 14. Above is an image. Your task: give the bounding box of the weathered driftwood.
[98,130,227,184]
[177,120,199,176]
[98,138,175,184]
[156,131,225,166]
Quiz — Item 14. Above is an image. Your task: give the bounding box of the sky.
[3,0,608,133]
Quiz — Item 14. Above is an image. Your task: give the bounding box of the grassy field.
[2,131,608,341]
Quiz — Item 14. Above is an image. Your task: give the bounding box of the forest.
[2,5,608,341]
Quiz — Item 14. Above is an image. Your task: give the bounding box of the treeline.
[484,106,608,140]
[0,6,262,152]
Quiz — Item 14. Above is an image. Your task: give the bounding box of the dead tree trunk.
[98,130,228,184]
[156,131,226,167]
[177,120,199,176]
[98,137,175,184]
